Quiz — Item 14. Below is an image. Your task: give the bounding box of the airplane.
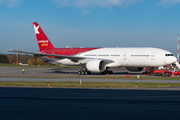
[8,22,177,75]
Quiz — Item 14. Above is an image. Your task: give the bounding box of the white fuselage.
[54,47,177,67]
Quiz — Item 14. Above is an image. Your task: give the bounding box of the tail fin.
[33,22,55,51]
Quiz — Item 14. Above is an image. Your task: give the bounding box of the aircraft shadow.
[45,68,143,75]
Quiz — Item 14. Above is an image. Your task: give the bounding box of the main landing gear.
[78,68,113,75]
[100,69,113,75]
[78,69,91,75]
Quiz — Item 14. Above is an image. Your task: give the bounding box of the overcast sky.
[1,0,180,56]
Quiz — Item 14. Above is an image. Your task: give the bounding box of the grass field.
[0,81,179,88]
[0,63,17,66]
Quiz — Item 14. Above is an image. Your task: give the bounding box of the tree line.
[0,54,9,64]
[0,54,50,65]
[6,54,31,64]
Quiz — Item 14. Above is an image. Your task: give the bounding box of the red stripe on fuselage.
[40,48,100,55]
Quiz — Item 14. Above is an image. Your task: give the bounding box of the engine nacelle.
[126,67,144,72]
[86,59,106,72]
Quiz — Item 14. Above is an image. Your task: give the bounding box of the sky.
[1,0,180,56]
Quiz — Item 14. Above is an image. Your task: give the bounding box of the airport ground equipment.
[142,67,154,75]
[143,62,180,77]
[175,61,180,70]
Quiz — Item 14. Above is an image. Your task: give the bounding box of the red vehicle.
[162,71,180,76]
[173,71,180,75]
[142,67,154,75]
[153,70,165,76]
[153,70,172,76]
[162,70,172,76]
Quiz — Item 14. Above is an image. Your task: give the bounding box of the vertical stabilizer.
[33,22,55,51]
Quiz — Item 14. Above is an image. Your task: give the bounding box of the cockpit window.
[165,54,173,56]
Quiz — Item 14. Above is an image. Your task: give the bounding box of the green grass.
[0,63,17,66]
[0,81,179,88]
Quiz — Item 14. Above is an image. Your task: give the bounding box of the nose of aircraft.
[172,56,177,63]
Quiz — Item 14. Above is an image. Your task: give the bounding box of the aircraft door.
[123,52,128,60]
[151,52,156,60]
[123,52,129,65]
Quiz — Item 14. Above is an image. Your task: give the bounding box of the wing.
[7,49,114,64]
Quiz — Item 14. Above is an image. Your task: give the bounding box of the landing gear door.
[151,52,156,60]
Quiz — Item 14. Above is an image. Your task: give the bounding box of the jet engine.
[126,67,144,72]
[86,59,106,72]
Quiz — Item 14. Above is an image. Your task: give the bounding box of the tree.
[28,56,37,65]
[36,57,44,65]
[6,54,31,64]
[0,54,9,64]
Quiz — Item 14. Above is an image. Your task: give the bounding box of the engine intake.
[86,59,106,72]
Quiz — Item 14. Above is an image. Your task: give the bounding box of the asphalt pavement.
[1,67,180,78]
[0,78,180,83]
[0,87,180,120]
[1,67,180,119]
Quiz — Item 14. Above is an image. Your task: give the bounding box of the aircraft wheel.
[78,71,81,75]
[78,69,91,75]
[87,71,91,75]
[109,71,113,74]
[100,72,105,75]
